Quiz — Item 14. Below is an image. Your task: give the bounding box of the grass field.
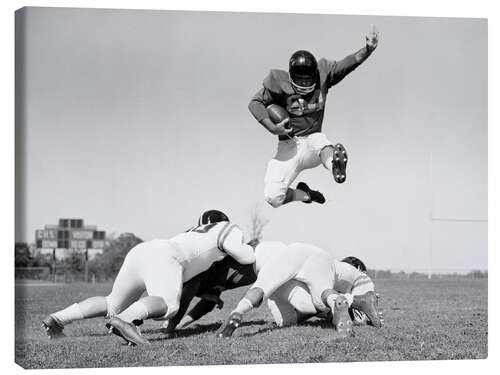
[15,278,487,369]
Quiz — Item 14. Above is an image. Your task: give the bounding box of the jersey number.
[189,222,218,233]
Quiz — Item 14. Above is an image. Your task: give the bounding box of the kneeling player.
[266,256,382,328]
[41,210,254,346]
[218,242,379,338]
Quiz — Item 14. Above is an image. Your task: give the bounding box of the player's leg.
[285,135,328,204]
[267,297,298,328]
[218,244,305,337]
[267,278,319,327]
[264,140,320,206]
[115,256,183,323]
[295,252,353,336]
[306,132,348,184]
[42,245,145,339]
[319,144,348,184]
[106,245,184,346]
[162,275,202,334]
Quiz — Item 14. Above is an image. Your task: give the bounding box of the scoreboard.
[35,218,106,250]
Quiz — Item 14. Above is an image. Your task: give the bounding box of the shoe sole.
[332,299,353,338]
[217,319,240,338]
[332,144,348,183]
[105,321,149,346]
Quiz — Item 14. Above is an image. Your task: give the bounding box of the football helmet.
[198,210,229,225]
[289,50,318,95]
[342,256,367,272]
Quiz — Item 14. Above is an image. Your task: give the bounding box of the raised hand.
[366,25,379,51]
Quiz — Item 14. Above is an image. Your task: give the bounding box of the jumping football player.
[217,242,382,338]
[248,26,379,207]
[41,210,255,346]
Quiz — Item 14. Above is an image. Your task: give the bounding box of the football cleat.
[351,291,383,328]
[349,308,369,325]
[332,143,348,183]
[331,295,353,338]
[105,317,150,346]
[217,312,242,338]
[41,315,65,339]
[296,182,325,204]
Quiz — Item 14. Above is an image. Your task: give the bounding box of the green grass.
[15,278,487,369]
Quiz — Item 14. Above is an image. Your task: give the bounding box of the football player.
[266,256,383,328]
[248,27,379,207]
[217,242,382,338]
[41,210,255,346]
[154,254,258,335]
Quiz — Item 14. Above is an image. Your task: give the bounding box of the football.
[266,104,289,124]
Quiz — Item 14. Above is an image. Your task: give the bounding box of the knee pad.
[246,287,264,307]
[264,182,287,208]
[264,192,285,208]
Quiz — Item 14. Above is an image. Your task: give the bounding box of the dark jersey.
[165,256,257,331]
[248,51,366,140]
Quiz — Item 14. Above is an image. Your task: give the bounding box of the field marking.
[15,283,60,287]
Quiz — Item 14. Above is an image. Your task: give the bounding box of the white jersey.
[332,260,373,295]
[254,241,327,274]
[169,221,255,281]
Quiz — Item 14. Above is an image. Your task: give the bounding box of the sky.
[15,7,487,272]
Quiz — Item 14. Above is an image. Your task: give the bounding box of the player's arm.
[248,88,291,136]
[180,289,223,327]
[328,26,379,87]
[218,224,255,265]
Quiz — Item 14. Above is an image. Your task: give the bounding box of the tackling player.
[266,256,383,328]
[217,242,382,338]
[156,254,258,335]
[41,210,254,346]
[249,27,379,207]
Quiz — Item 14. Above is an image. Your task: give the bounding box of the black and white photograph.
[13,4,488,370]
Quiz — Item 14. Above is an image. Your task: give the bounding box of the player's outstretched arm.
[328,25,380,87]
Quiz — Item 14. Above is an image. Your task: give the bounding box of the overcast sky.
[16,7,487,272]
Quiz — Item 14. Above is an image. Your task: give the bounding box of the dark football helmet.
[342,256,367,272]
[289,50,318,95]
[198,210,229,225]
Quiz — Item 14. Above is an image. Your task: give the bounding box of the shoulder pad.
[217,223,239,253]
[263,69,295,95]
[317,58,336,85]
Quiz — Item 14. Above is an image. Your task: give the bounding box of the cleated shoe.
[349,308,369,325]
[351,291,383,328]
[105,317,150,346]
[332,143,348,184]
[296,182,325,204]
[41,315,66,339]
[217,313,242,338]
[331,295,353,338]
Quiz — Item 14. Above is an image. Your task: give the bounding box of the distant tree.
[15,242,31,267]
[89,233,143,280]
[467,270,488,279]
[247,205,269,247]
